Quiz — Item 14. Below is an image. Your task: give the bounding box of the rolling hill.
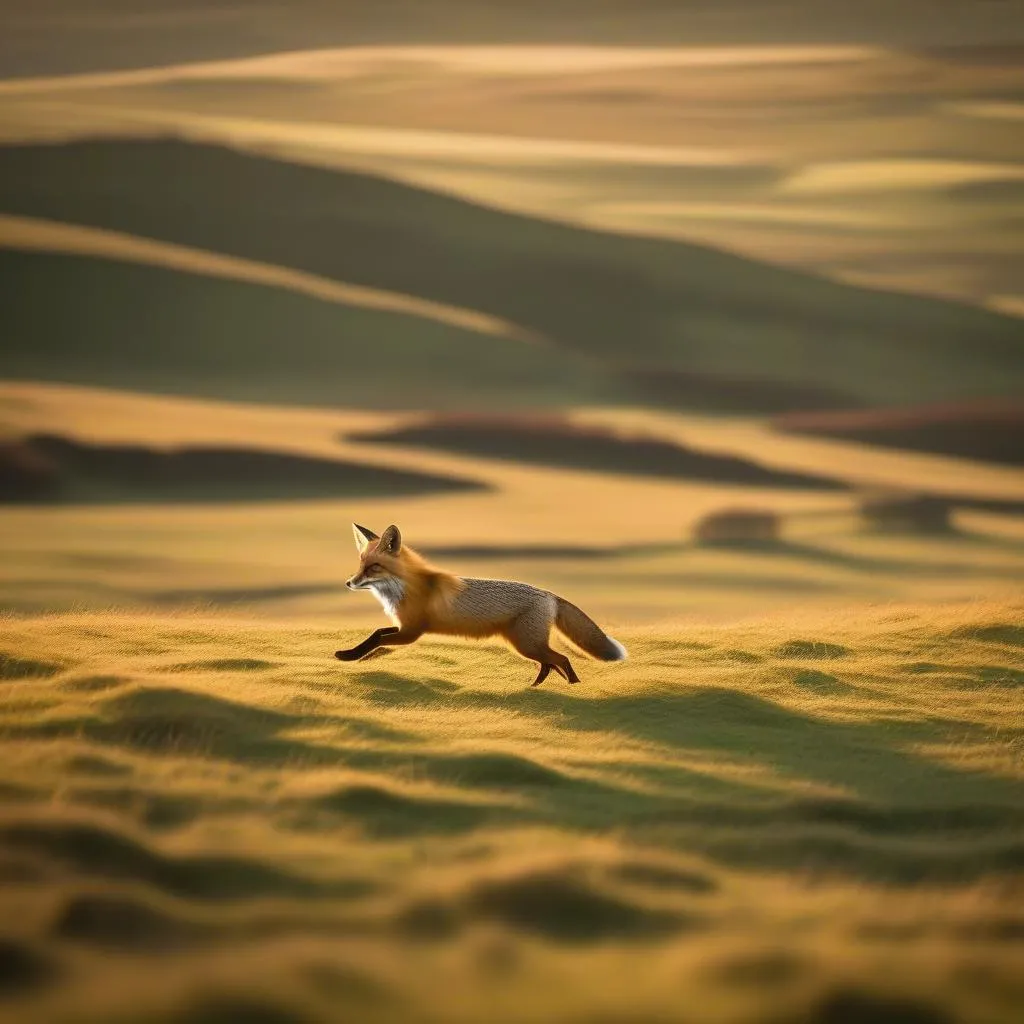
[1,138,1021,412]
[0,247,600,409]
[0,601,1021,1023]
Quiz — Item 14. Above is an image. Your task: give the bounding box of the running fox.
[336,524,627,686]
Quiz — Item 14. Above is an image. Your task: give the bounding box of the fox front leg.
[335,626,400,661]
[335,626,425,661]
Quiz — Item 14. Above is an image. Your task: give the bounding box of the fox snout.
[346,575,364,590]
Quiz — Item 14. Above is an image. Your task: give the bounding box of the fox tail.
[554,597,628,662]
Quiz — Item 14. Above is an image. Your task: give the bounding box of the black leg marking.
[335,626,399,661]
[549,655,580,684]
[531,663,552,687]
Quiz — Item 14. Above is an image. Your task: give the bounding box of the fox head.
[347,523,405,594]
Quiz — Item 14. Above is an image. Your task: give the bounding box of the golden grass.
[0,599,1021,1023]
[1,29,1022,1022]
[0,386,1020,1021]
[2,382,1022,628]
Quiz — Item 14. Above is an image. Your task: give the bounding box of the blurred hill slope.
[1,139,1021,412]
[4,1,1022,78]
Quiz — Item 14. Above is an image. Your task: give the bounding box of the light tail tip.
[608,637,628,661]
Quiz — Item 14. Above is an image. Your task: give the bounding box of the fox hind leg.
[552,652,580,684]
[530,651,579,686]
[507,611,579,687]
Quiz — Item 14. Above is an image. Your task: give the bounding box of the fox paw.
[335,649,359,661]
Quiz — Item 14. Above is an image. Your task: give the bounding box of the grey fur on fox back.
[336,523,627,686]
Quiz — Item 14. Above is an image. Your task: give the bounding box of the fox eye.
[365,563,382,574]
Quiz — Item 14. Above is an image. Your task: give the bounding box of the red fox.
[336,524,627,686]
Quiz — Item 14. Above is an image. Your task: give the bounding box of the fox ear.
[379,524,402,555]
[352,523,378,554]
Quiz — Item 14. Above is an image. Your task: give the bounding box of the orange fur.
[350,539,470,633]
[340,523,626,685]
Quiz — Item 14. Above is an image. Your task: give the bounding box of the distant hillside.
[0,139,1021,412]
[4,2,1016,78]
[350,414,845,489]
[0,242,842,415]
[0,248,600,409]
[775,401,1024,466]
[0,432,482,504]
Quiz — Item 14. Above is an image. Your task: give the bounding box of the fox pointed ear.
[352,523,379,554]
[379,524,402,555]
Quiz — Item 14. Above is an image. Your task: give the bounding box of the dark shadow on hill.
[692,537,1024,577]
[351,671,1024,882]
[621,366,857,413]
[398,862,697,945]
[1,139,1021,411]
[0,937,58,996]
[526,686,1023,803]
[52,891,218,952]
[350,415,845,489]
[422,537,1024,581]
[806,988,954,1024]
[0,433,483,504]
[0,651,63,680]
[903,493,1024,517]
[776,400,1024,466]
[0,817,364,902]
[305,783,501,840]
[3,685,358,769]
[6,660,1023,881]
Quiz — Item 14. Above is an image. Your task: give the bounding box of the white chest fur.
[369,578,405,621]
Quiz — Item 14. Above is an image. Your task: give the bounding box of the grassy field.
[1,16,1022,1021]
[0,384,1022,1021]
[0,601,1021,1023]
[2,381,1023,623]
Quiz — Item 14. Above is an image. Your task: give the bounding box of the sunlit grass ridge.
[0,599,1021,1022]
